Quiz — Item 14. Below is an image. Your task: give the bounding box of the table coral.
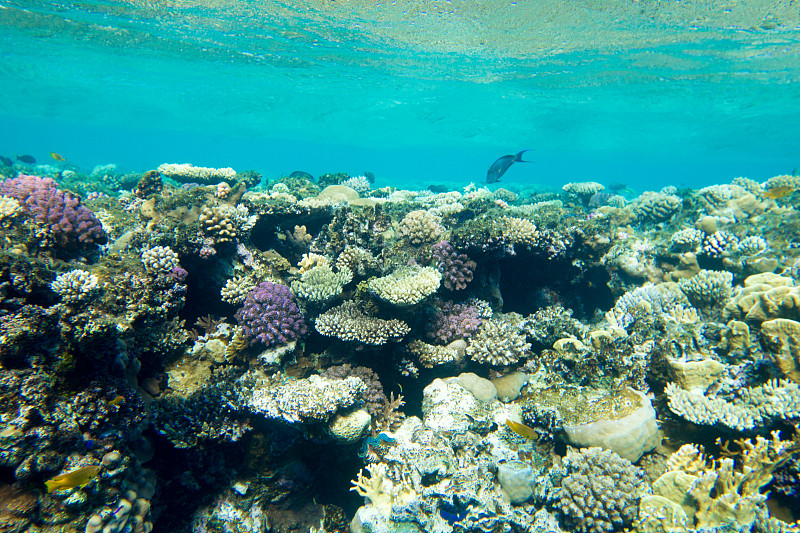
[314,301,409,345]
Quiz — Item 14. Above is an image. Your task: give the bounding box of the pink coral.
[0,174,106,248]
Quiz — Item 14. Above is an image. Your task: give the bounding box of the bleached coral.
[737,235,768,256]
[702,230,739,257]
[51,269,100,304]
[157,163,236,184]
[335,245,377,277]
[245,374,366,423]
[0,195,21,220]
[315,301,410,345]
[368,266,441,306]
[723,273,800,323]
[406,340,464,368]
[340,175,371,194]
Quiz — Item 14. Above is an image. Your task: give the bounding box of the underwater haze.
[1,0,799,186]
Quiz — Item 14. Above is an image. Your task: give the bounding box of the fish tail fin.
[515,149,533,162]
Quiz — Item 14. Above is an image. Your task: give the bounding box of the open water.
[0,0,798,187]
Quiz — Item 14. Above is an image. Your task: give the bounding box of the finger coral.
[234,281,307,347]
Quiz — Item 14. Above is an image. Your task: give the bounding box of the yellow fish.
[505,419,539,441]
[763,186,794,200]
[50,152,66,162]
[109,395,125,407]
[45,465,100,493]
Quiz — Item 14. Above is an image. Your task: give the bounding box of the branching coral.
[315,301,409,345]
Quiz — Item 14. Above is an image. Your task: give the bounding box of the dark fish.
[289,170,314,180]
[16,154,36,164]
[486,149,531,183]
[0,155,11,167]
[364,171,375,183]
[427,184,449,193]
[607,182,627,191]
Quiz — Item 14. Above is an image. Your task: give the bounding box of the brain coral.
[234,281,307,347]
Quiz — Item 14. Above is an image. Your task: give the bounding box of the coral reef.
[3,161,800,533]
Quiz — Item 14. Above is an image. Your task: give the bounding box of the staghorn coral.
[340,175,371,194]
[368,265,441,306]
[466,316,530,366]
[552,447,646,533]
[315,301,409,345]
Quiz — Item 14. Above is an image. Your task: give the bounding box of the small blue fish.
[486,150,531,183]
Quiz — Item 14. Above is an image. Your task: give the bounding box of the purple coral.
[426,300,483,344]
[235,281,307,347]
[431,241,476,291]
[0,174,106,248]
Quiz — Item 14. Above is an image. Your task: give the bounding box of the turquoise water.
[1,0,799,188]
